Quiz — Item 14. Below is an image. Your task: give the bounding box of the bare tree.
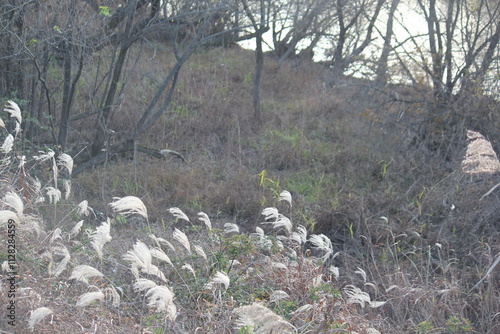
[241,0,269,123]
[270,0,335,63]
[326,0,386,85]
[375,0,401,86]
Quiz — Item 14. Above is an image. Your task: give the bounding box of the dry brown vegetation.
[1,45,499,333]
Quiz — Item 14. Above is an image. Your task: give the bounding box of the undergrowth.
[1,44,499,334]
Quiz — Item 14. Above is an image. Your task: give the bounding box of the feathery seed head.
[181,263,196,277]
[104,286,121,307]
[90,220,112,260]
[69,265,104,285]
[270,290,290,303]
[224,222,239,234]
[28,307,53,329]
[261,207,279,220]
[172,228,191,253]
[4,101,22,124]
[355,267,367,282]
[205,271,230,290]
[150,247,172,265]
[45,187,61,204]
[133,278,157,292]
[3,191,24,215]
[33,149,55,162]
[194,245,207,261]
[278,190,292,206]
[168,207,190,222]
[62,179,71,200]
[197,212,212,230]
[344,285,371,308]
[1,134,14,153]
[149,234,176,251]
[109,196,148,219]
[57,153,74,174]
[145,286,175,312]
[76,290,104,307]
[76,200,91,216]
[123,240,152,271]
[233,303,295,333]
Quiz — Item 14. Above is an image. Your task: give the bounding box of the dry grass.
[1,46,500,333]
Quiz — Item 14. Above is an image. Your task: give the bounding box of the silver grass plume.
[3,191,24,216]
[57,153,74,175]
[173,228,191,253]
[76,290,104,307]
[261,207,279,220]
[291,224,307,245]
[0,211,20,229]
[123,240,152,272]
[33,149,55,162]
[308,234,334,262]
[45,187,61,204]
[255,226,265,236]
[149,234,176,251]
[124,241,167,282]
[4,100,22,124]
[49,228,63,244]
[462,130,500,174]
[261,207,292,234]
[344,285,385,308]
[28,307,53,329]
[197,212,212,230]
[181,263,196,277]
[104,286,121,307]
[134,278,157,292]
[0,117,4,128]
[76,200,91,216]
[194,245,207,261]
[1,134,14,153]
[224,222,239,234]
[205,271,230,290]
[150,246,173,265]
[270,290,290,303]
[233,303,295,334]
[109,196,148,219]
[91,220,112,260]
[69,265,104,285]
[62,179,71,200]
[168,207,190,222]
[145,285,175,313]
[355,267,367,282]
[278,190,292,207]
[48,245,70,277]
[69,220,84,238]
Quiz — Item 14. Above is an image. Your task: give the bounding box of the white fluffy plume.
[278,190,292,206]
[28,307,53,329]
[69,265,104,285]
[233,303,295,333]
[205,271,230,290]
[168,207,190,222]
[1,134,14,153]
[90,220,112,260]
[173,228,191,253]
[57,153,74,174]
[109,196,148,219]
[76,290,104,307]
[4,100,22,124]
[197,211,212,230]
[3,191,24,216]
